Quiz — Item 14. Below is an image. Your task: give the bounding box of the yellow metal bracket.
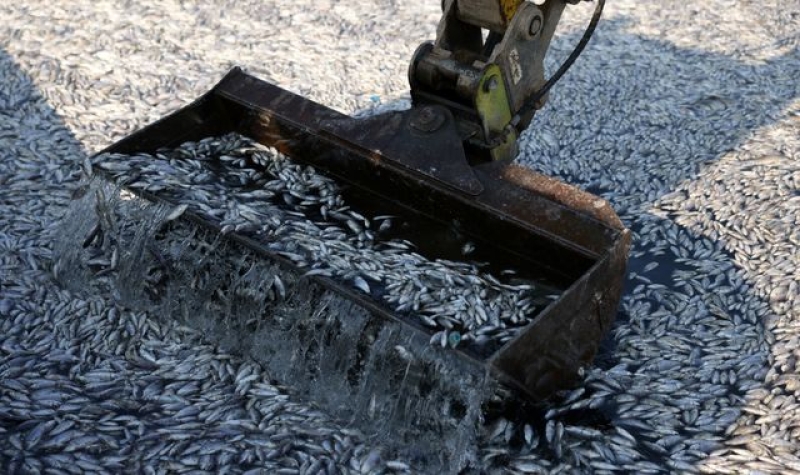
[475,65,518,161]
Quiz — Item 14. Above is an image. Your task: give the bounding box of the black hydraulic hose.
[511,0,605,128]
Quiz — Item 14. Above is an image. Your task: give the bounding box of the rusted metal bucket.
[97,67,630,402]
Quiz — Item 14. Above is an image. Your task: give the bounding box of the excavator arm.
[409,0,602,161]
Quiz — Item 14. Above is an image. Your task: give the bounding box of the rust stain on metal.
[501,164,624,230]
[500,0,524,24]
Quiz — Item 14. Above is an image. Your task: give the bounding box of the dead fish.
[164,203,189,222]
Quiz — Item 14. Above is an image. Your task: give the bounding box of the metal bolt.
[483,76,498,93]
[419,107,435,124]
[410,106,446,133]
[529,15,543,37]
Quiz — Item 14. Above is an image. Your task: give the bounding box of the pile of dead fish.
[90,133,557,353]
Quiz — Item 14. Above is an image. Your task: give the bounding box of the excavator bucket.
[70,67,629,470]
